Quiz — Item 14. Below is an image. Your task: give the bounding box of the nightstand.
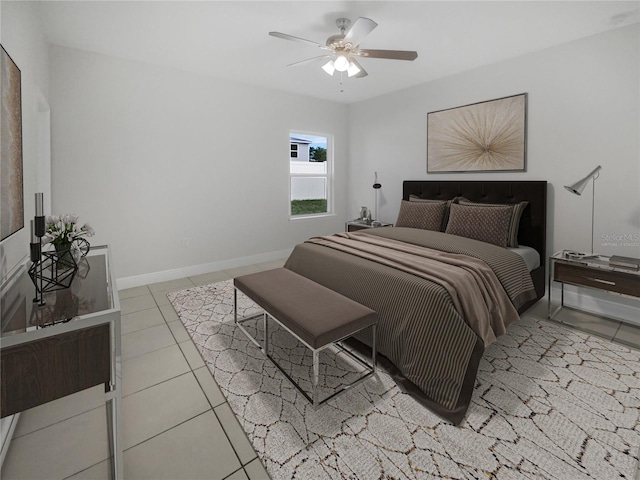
[548,250,640,323]
[346,221,393,232]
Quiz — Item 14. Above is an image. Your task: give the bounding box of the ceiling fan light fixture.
[322,60,336,76]
[347,61,361,77]
[334,54,350,72]
[271,17,418,80]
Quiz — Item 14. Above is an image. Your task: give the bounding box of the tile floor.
[2,259,639,480]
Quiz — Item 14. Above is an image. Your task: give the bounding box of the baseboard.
[116,248,293,290]
[550,285,640,326]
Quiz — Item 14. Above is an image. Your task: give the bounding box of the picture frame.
[427,93,527,173]
[1,44,24,241]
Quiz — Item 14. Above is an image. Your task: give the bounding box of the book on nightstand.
[608,255,640,270]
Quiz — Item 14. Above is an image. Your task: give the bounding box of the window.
[289,132,331,217]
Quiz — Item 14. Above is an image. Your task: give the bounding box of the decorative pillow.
[445,203,512,247]
[395,200,446,231]
[457,197,528,247]
[408,195,454,231]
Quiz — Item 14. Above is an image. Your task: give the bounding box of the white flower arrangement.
[44,214,95,247]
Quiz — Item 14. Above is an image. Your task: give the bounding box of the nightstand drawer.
[554,261,640,297]
[1,324,111,417]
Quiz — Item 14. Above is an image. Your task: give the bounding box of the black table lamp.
[372,172,382,226]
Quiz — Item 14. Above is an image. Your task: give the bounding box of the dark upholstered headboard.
[403,180,547,305]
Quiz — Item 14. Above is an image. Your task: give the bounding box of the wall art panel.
[1,45,24,241]
[427,93,527,173]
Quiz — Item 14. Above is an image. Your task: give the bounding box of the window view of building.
[289,132,331,217]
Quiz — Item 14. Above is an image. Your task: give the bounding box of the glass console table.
[0,245,122,479]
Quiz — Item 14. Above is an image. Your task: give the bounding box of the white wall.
[348,25,639,320]
[0,1,51,282]
[348,25,639,260]
[49,46,348,286]
[0,0,51,464]
[31,22,640,301]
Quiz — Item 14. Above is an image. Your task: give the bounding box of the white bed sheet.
[508,245,541,272]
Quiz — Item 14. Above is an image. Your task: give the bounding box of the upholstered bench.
[233,268,377,408]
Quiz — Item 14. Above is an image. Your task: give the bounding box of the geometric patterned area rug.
[168,280,640,479]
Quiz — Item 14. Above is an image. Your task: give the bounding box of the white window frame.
[288,130,333,220]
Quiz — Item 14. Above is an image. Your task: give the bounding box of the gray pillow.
[445,203,512,247]
[456,197,528,247]
[408,195,454,231]
[396,200,446,231]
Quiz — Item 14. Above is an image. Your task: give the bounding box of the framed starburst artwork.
[1,45,24,241]
[427,93,527,173]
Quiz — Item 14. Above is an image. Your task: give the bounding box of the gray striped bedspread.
[283,227,536,424]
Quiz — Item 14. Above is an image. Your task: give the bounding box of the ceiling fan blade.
[349,58,368,78]
[357,49,418,61]
[269,31,327,49]
[343,17,378,47]
[287,55,333,67]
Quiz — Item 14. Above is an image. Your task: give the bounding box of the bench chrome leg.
[371,324,377,373]
[233,288,237,323]
[312,350,320,408]
[234,286,266,352]
[263,312,268,356]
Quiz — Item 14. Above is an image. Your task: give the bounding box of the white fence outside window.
[290,161,326,200]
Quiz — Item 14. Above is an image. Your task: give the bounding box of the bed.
[284,180,547,424]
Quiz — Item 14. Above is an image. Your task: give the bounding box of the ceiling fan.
[269,17,418,79]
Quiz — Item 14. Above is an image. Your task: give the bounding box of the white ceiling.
[33,0,639,104]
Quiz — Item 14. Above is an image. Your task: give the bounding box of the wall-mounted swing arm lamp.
[564,165,602,255]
